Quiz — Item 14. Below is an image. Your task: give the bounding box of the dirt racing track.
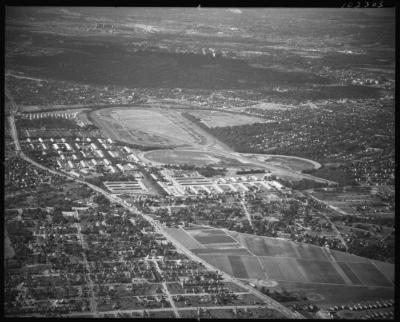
[89,105,333,184]
[89,107,229,150]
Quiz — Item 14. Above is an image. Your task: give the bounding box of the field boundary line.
[323,247,353,285]
[255,255,269,280]
[329,261,354,286]
[369,261,394,286]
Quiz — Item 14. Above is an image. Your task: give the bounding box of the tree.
[93,194,110,206]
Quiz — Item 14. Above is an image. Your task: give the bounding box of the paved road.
[240,194,254,229]
[7,101,304,319]
[8,116,22,152]
[304,192,349,251]
[75,221,98,314]
[150,259,180,318]
[162,281,180,318]
[62,304,279,317]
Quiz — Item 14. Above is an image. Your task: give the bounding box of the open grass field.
[192,248,252,256]
[296,259,345,284]
[336,262,363,285]
[236,235,277,257]
[371,261,394,284]
[164,227,204,250]
[194,235,238,244]
[198,254,234,276]
[186,110,266,128]
[236,233,330,261]
[272,258,309,283]
[276,280,394,306]
[239,256,267,280]
[331,249,371,263]
[296,243,331,261]
[346,262,392,287]
[183,225,211,230]
[187,228,238,245]
[227,255,249,278]
[200,229,227,235]
[259,258,286,281]
[144,150,221,166]
[167,226,394,308]
[168,226,393,304]
[196,230,394,289]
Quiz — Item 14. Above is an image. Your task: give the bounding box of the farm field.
[271,258,309,283]
[194,235,238,244]
[198,254,234,276]
[192,248,252,256]
[296,259,345,284]
[186,228,239,245]
[186,110,266,128]
[331,249,371,263]
[371,260,395,283]
[198,229,226,235]
[336,262,363,284]
[228,255,249,278]
[345,262,392,287]
[231,231,331,261]
[189,230,394,290]
[236,255,267,280]
[258,259,286,281]
[164,227,204,250]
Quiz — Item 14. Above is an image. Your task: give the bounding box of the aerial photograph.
[4,6,395,319]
